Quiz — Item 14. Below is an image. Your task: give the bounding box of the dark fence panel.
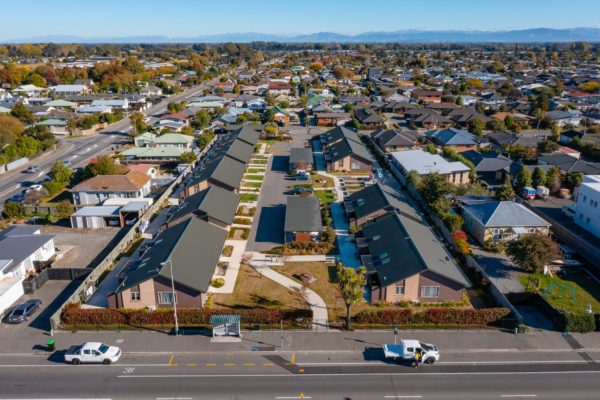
[22,268,50,294]
[47,268,90,281]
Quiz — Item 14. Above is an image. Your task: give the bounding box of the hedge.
[351,308,511,326]
[558,310,596,333]
[61,304,311,327]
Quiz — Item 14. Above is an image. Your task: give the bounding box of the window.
[420,286,440,298]
[131,291,141,301]
[157,292,176,304]
[394,285,405,295]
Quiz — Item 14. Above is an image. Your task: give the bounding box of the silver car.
[7,299,42,324]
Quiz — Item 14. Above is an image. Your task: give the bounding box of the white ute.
[64,342,121,365]
[383,339,440,364]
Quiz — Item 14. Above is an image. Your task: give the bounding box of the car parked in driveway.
[6,299,42,324]
[285,187,313,195]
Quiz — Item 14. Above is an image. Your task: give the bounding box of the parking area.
[42,225,120,268]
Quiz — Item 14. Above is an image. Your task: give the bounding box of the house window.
[394,285,405,295]
[130,291,141,301]
[157,292,176,304]
[421,286,440,298]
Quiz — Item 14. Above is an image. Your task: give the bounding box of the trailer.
[522,186,536,200]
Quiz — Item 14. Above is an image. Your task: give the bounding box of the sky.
[2,0,600,40]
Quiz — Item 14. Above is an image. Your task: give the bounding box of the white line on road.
[156,398,192,400]
[275,397,312,399]
[297,360,588,366]
[500,396,537,398]
[384,396,422,399]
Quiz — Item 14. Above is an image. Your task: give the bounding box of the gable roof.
[427,128,478,146]
[289,147,314,165]
[462,201,550,228]
[169,186,239,226]
[189,154,246,190]
[321,126,362,147]
[71,171,150,193]
[373,129,419,147]
[327,136,374,164]
[117,218,227,293]
[348,183,393,219]
[225,138,254,164]
[234,125,261,146]
[284,196,323,233]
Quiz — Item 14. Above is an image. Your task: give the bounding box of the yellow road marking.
[168,355,175,366]
[243,363,255,366]
[262,363,274,366]
[292,353,295,364]
[185,363,198,367]
[224,363,237,366]
[205,363,217,367]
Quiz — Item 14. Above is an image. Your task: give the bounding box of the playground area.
[521,270,600,314]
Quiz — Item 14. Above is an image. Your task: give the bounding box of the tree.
[419,173,455,208]
[578,81,600,93]
[0,115,24,147]
[509,145,535,162]
[180,151,196,164]
[50,161,73,184]
[515,167,532,190]
[191,109,212,130]
[538,140,559,153]
[506,233,560,273]
[129,112,147,137]
[10,102,34,124]
[83,155,121,178]
[180,125,194,136]
[468,119,484,136]
[337,263,366,330]
[565,171,584,189]
[545,167,562,193]
[443,213,464,232]
[532,167,547,188]
[496,176,515,200]
[2,201,23,219]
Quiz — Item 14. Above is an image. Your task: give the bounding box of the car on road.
[64,342,122,365]
[25,165,40,173]
[286,187,313,195]
[63,159,73,168]
[6,299,42,324]
[383,339,440,365]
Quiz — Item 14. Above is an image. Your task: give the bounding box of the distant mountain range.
[5,28,600,44]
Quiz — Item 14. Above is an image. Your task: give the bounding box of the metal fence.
[48,135,218,333]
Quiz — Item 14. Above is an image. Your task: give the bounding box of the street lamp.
[160,260,179,336]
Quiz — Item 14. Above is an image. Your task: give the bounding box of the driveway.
[472,248,525,294]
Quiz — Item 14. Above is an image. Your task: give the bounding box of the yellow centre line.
[185,363,198,367]
[224,363,237,366]
[243,363,256,366]
[205,363,217,367]
[262,363,274,366]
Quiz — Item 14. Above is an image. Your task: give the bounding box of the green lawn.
[520,272,600,313]
[244,175,264,181]
[311,174,335,188]
[243,182,263,188]
[246,168,266,173]
[251,159,268,165]
[239,193,258,202]
[314,189,336,204]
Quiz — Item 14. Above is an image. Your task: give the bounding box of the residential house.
[319,127,374,172]
[371,129,420,153]
[574,175,600,240]
[459,150,516,188]
[0,225,55,317]
[284,196,323,243]
[545,110,582,127]
[166,186,239,230]
[314,112,351,127]
[139,85,163,97]
[345,183,397,228]
[411,89,442,104]
[289,147,314,172]
[448,108,491,127]
[404,108,452,129]
[108,217,227,309]
[181,155,246,198]
[71,171,152,205]
[354,108,386,130]
[538,154,600,175]
[426,128,479,151]
[391,149,471,185]
[461,200,551,245]
[48,84,89,96]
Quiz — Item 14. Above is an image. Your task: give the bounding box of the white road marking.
[275,397,312,399]
[0,363,169,368]
[296,360,588,366]
[156,398,192,400]
[501,396,537,398]
[384,396,422,399]
[117,370,600,378]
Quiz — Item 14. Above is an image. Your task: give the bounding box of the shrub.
[210,278,225,288]
[443,213,464,233]
[558,310,596,333]
[351,307,511,326]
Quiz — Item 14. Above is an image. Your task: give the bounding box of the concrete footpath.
[4,328,600,356]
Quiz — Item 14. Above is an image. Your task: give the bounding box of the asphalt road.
[1,353,599,399]
[0,81,213,207]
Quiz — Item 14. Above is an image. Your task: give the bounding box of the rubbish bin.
[47,339,55,352]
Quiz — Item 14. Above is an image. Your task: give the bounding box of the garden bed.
[239,193,258,202]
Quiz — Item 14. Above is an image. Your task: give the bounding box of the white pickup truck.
[64,342,122,365]
[383,339,440,364]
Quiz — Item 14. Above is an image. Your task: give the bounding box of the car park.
[6,299,42,324]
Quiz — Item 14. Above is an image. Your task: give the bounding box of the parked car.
[6,299,42,324]
[5,193,25,204]
[25,165,40,173]
[294,173,311,181]
[286,187,313,195]
[64,342,122,365]
[562,204,576,219]
[383,339,440,365]
[26,184,44,193]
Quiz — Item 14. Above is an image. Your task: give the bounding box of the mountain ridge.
[5,28,600,44]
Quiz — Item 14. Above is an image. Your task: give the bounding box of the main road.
[0,350,599,399]
[0,80,215,206]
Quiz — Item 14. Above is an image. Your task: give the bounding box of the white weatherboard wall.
[0,278,25,317]
[575,175,600,240]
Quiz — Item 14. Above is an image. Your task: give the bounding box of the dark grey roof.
[538,154,600,174]
[355,108,385,124]
[321,126,362,147]
[118,218,227,293]
[327,137,374,165]
[169,186,239,226]
[0,234,55,267]
[289,147,314,165]
[235,125,261,146]
[462,201,550,228]
[373,129,419,148]
[225,139,254,164]
[360,184,471,288]
[0,224,41,239]
[284,196,323,233]
[459,150,513,172]
[348,183,393,219]
[189,154,246,191]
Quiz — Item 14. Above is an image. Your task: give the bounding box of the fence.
[22,267,91,294]
[48,135,218,333]
[0,157,29,175]
[22,268,50,294]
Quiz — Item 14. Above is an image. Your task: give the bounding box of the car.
[5,193,25,204]
[63,159,73,168]
[294,173,311,181]
[562,205,576,219]
[64,342,122,365]
[286,187,313,195]
[6,299,42,324]
[25,165,40,173]
[26,184,44,193]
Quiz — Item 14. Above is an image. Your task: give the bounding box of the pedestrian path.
[250,254,329,332]
[208,240,247,294]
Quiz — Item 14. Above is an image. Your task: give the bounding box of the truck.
[383,339,440,365]
[522,186,536,200]
[64,342,122,365]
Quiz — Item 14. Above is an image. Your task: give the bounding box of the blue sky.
[2,0,600,39]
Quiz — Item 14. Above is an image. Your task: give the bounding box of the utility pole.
[161,260,179,335]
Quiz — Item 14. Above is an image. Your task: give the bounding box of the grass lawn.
[314,189,336,204]
[259,139,279,146]
[244,175,264,181]
[520,272,600,313]
[246,168,266,173]
[251,159,268,165]
[233,217,252,225]
[227,227,250,240]
[331,170,370,176]
[311,174,335,188]
[243,182,263,188]
[211,264,301,310]
[236,206,256,216]
[240,193,258,202]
